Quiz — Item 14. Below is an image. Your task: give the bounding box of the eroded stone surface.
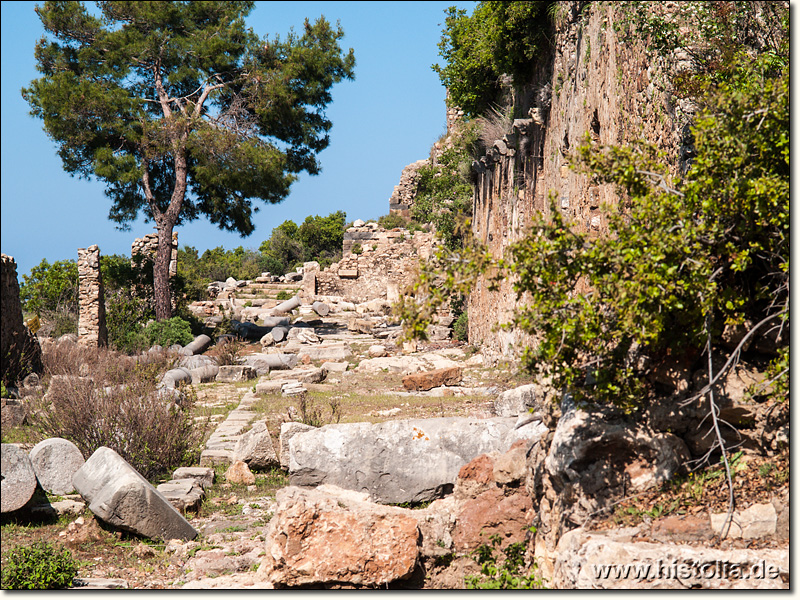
[257,485,419,588]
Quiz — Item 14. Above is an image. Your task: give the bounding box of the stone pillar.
[1,254,43,384]
[77,245,107,347]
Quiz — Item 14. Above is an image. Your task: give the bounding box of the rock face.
[258,485,419,588]
[77,245,108,347]
[1,254,43,385]
[545,405,690,494]
[402,366,463,391]
[72,446,198,540]
[29,438,85,496]
[1,443,38,513]
[287,417,548,503]
[553,528,789,589]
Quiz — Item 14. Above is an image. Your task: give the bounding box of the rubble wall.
[312,224,437,304]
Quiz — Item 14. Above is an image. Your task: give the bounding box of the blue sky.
[1,1,474,277]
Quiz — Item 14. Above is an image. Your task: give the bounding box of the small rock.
[225,460,256,485]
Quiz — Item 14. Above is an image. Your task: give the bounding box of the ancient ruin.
[131,231,179,278]
[1,253,43,385]
[77,245,107,347]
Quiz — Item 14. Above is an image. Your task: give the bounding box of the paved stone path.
[199,388,258,467]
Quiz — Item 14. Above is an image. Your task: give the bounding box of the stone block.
[279,422,317,470]
[710,503,778,539]
[172,467,215,489]
[73,446,198,540]
[338,269,359,278]
[157,480,205,513]
[29,437,85,495]
[216,365,257,382]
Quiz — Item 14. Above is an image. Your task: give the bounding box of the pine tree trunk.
[153,221,174,321]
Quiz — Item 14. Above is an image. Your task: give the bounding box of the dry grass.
[27,340,204,481]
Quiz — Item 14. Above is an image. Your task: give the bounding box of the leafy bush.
[19,259,78,317]
[453,311,469,342]
[1,542,77,590]
[433,2,553,117]
[105,292,153,353]
[350,243,363,255]
[377,213,410,229]
[140,317,194,348]
[406,122,479,251]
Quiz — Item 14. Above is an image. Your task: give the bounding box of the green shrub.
[1,542,78,590]
[453,311,469,342]
[465,533,546,589]
[351,243,363,255]
[377,213,409,229]
[275,290,293,301]
[141,317,194,348]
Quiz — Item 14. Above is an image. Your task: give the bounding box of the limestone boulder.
[279,422,317,470]
[287,417,548,503]
[233,420,279,470]
[72,446,197,540]
[553,528,789,589]
[402,366,462,391]
[452,487,533,552]
[257,485,419,588]
[29,437,85,495]
[494,383,554,418]
[1,443,38,512]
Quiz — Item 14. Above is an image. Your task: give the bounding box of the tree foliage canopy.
[23,1,355,318]
[433,1,553,117]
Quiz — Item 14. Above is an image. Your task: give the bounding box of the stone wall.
[309,222,437,304]
[468,2,684,362]
[131,231,178,278]
[388,160,429,218]
[77,245,107,347]
[1,254,43,384]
